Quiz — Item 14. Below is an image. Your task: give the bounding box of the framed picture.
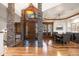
[71,23,76,32]
[56,27,63,30]
[76,23,79,32]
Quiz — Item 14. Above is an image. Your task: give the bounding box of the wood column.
[52,23,53,35]
[47,24,48,35]
[7,3,15,47]
[21,10,26,41]
[37,3,43,47]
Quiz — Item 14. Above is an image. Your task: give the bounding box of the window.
[26,10,35,18]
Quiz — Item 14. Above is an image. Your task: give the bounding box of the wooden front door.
[27,21,36,40]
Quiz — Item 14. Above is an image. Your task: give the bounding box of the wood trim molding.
[44,13,79,20]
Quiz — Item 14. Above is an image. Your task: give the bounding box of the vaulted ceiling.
[2,3,61,16]
[43,3,79,19]
[2,3,79,19]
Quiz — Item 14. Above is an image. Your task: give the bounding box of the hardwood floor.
[4,40,79,56]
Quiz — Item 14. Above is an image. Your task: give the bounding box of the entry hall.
[0,3,79,56]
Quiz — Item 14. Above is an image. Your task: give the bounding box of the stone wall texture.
[37,3,43,47]
[7,3,16,47]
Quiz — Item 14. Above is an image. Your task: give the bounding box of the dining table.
[54,33,64,43]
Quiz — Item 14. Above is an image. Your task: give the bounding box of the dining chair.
[60,33,71,44]
[74,33,79,43]
[52,32,58,42]
[66,32,73,41]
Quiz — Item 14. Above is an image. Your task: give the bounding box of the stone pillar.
[7,3,15,47]
[37,3,43,47]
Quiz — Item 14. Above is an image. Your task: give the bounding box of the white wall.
[53,15,79,33]
[53,20,67,34]
[43,19,68,34]
[0,33,4,55]
[68,15,79,33]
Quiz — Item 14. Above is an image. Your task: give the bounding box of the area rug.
[52,42,79,48]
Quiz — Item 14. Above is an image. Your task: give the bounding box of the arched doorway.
[20,3,42,47]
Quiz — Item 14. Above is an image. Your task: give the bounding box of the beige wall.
[0,3,7,31]
[0,3,20,31]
